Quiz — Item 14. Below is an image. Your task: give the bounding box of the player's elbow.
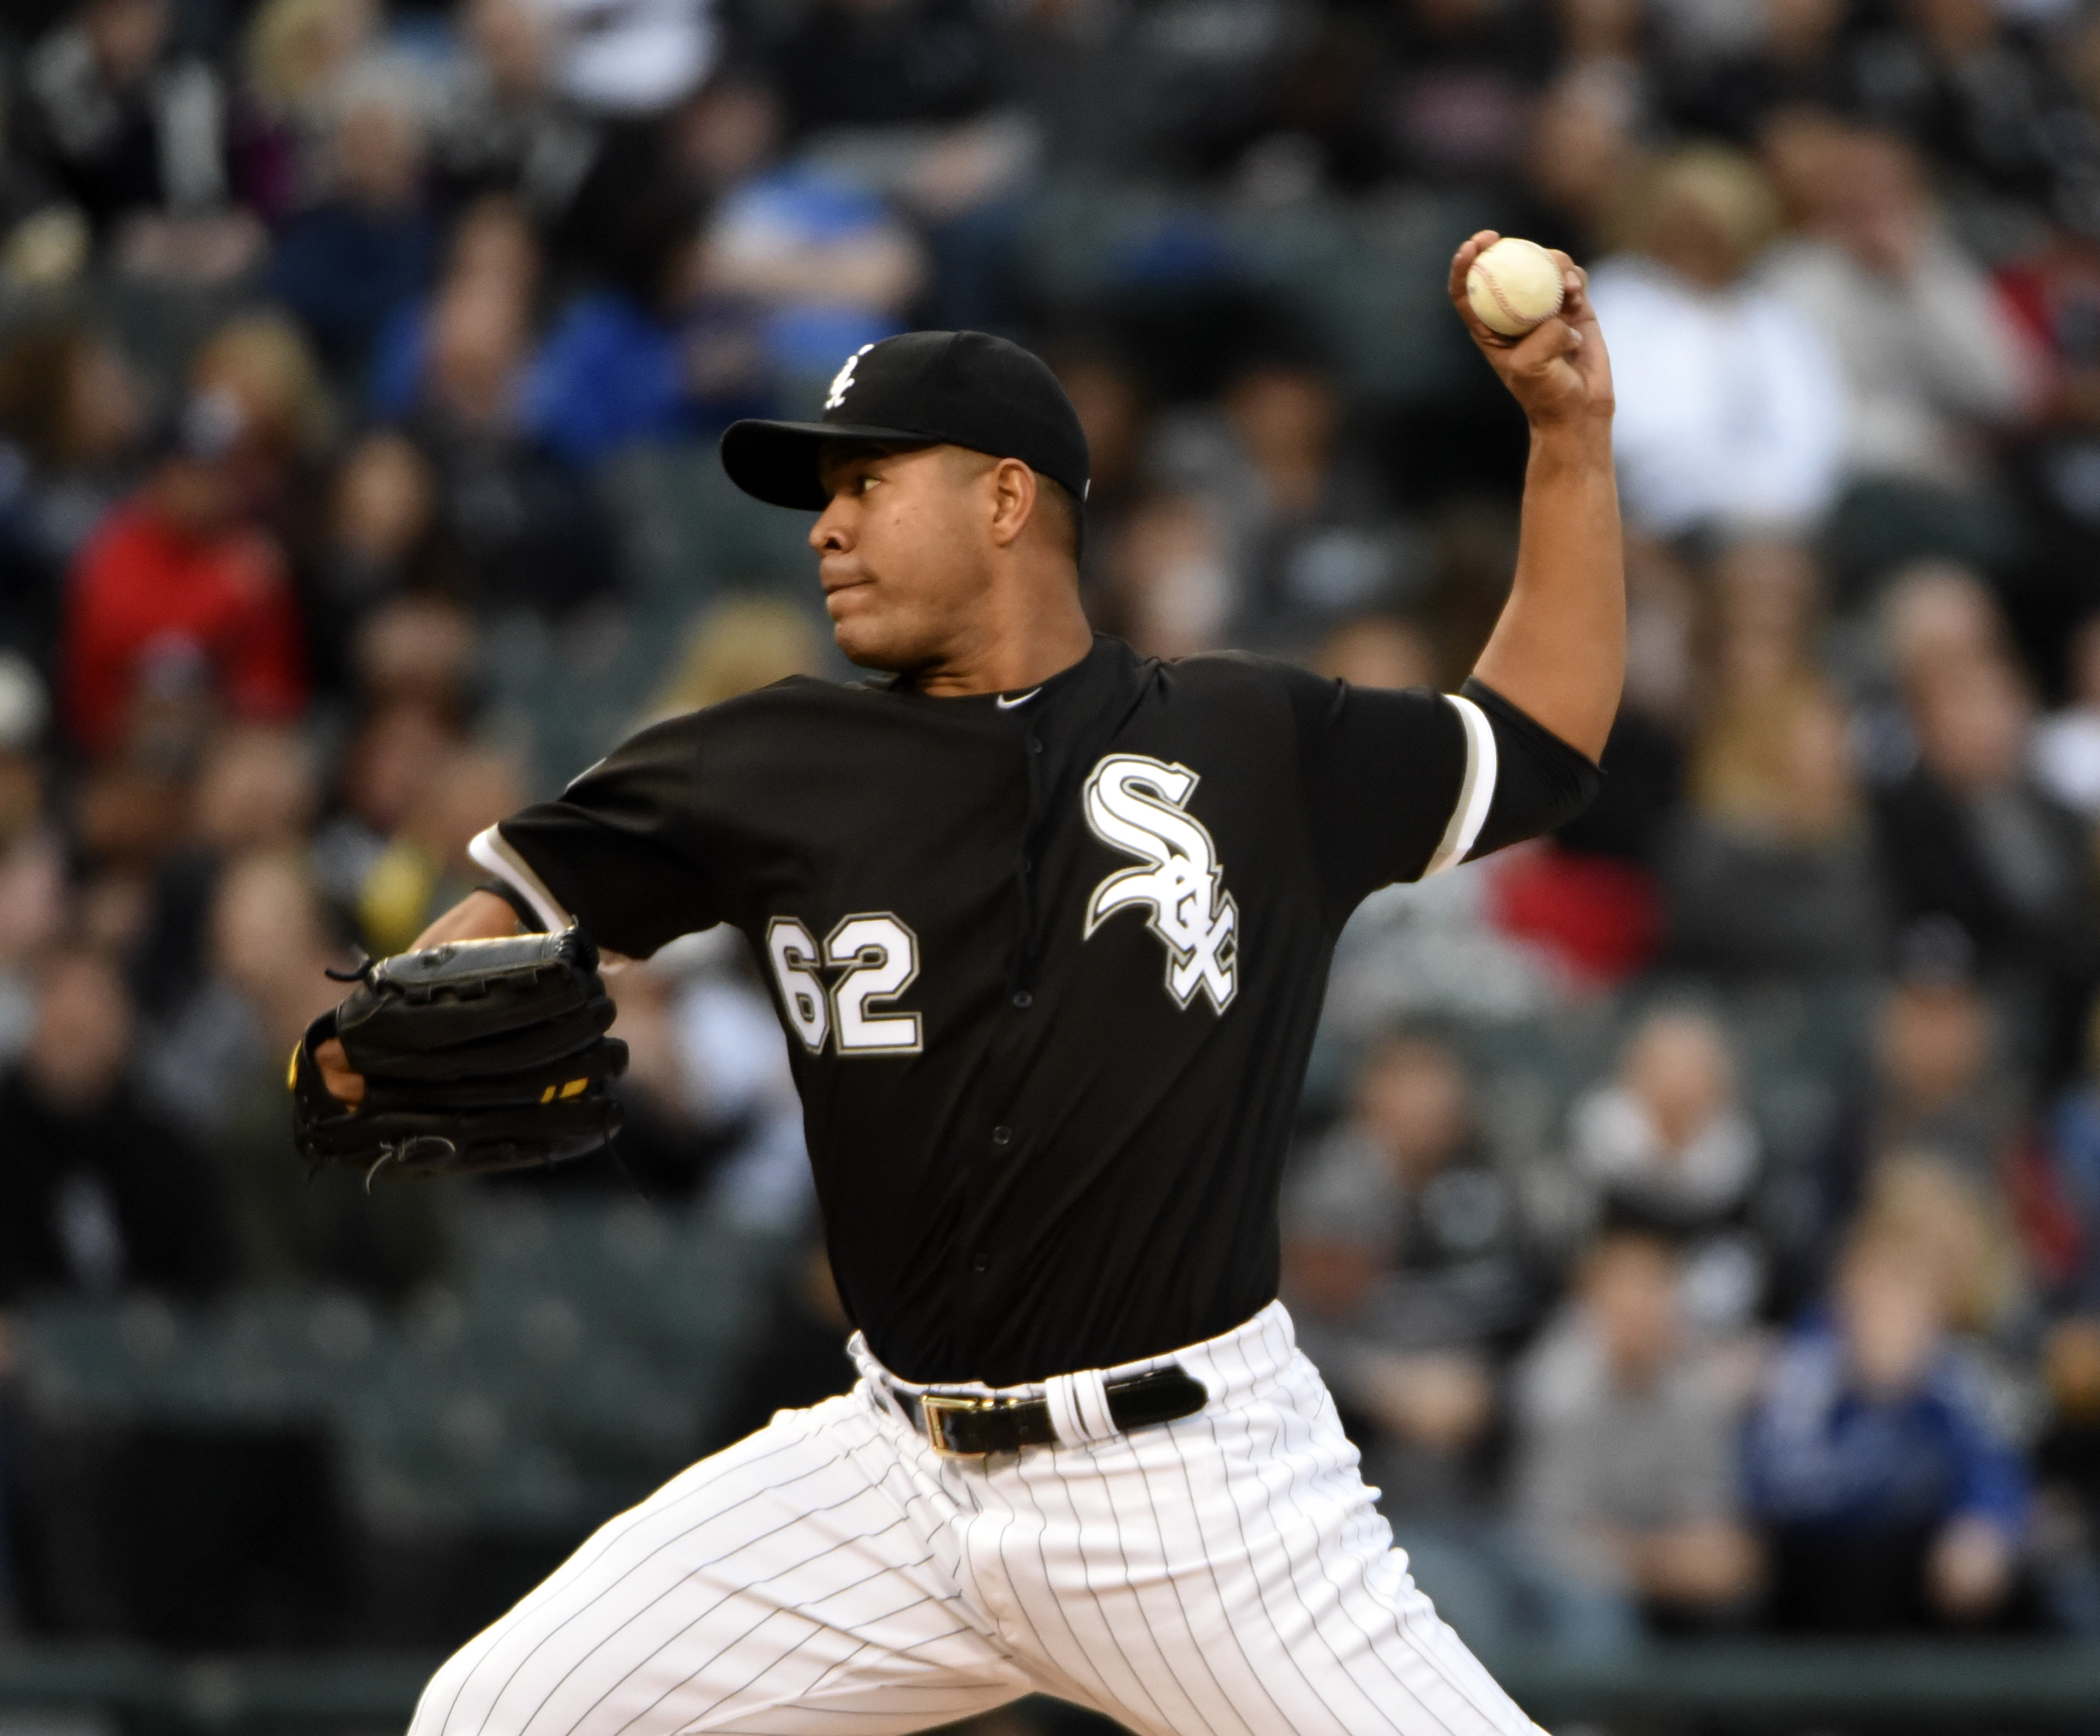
[1459,679,1605,862]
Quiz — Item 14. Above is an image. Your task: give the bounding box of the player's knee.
[406,1635,515,1736]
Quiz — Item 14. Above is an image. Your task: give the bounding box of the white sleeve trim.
[1422,694,1499,878]
[468,825,574,932]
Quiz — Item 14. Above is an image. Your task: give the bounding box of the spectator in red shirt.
[63,391,307,757]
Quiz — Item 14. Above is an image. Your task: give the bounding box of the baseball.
[1466,236,1567,337]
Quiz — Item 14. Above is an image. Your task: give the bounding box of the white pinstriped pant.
[410,1302,1544,1736]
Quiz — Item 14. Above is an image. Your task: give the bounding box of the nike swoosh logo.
[995,688,1043,709]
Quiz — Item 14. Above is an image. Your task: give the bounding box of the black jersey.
[480,635,1512,1385]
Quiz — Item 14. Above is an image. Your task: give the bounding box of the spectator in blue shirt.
[519,180,723,467]
[1744,1229,2032,1632]
[266,59,439,381]
[522,83,920,470]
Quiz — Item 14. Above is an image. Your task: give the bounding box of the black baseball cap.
[720,331,1090,512]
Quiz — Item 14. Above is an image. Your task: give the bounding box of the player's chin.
[826,597,906,670]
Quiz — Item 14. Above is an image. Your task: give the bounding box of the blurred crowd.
[9,0,2100,1666]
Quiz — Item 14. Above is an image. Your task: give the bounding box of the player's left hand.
[1448,231,1614,434]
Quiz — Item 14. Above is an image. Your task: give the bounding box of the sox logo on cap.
[825,344,876,411]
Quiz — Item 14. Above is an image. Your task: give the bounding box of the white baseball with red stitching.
[1466,237,1566,337]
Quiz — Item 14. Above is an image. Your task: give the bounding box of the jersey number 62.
[764,914,923,1056]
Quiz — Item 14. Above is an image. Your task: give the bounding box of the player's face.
[812,443,998,671]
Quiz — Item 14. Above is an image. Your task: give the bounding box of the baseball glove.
[291,928,628,1181]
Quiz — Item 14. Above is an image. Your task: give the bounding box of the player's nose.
[810,497,853,553]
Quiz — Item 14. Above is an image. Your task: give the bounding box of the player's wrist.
[1525,419,1613,468]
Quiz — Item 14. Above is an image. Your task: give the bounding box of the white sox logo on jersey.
[1082,754,1238,1013]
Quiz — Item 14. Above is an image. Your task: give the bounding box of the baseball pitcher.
[293,232,1622,1736]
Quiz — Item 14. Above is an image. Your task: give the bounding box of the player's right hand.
[309,884,534,1107]
[292,929,627,1180]
[1447,230,1614,435]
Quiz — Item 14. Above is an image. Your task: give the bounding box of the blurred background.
[12,0,2100,1731]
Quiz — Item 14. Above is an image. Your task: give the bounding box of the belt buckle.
[920,1392,999,1456]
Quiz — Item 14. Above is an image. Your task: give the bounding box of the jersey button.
[991,1126,1013,1148]
[972,1253,990,1272]
[1012,990,1033,1009]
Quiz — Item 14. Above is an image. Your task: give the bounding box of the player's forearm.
[1469,422,1623,761]
[412,889,523,950]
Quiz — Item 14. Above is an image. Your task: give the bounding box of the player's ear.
[986,457,1036,549]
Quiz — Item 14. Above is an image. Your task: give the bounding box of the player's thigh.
[989,1358,1544,1736]
[412,1392,1031,1736]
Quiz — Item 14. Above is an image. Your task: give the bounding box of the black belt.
[889,1366,1210,1456]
